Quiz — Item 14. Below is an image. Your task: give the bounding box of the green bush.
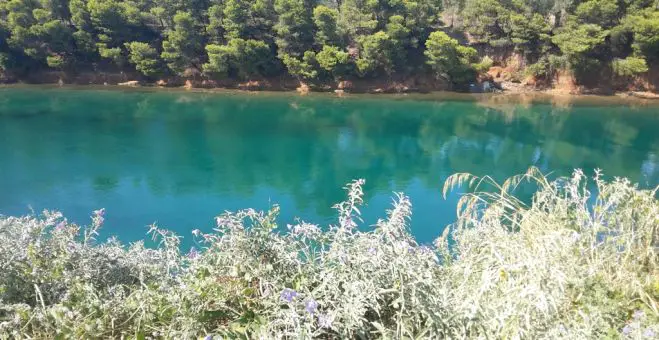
[0,169,657,338]
[425,31,478,87]
[612,56,649,77]
[525,59,549,77]
[472,56,494,74]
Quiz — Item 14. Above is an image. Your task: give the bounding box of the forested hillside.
[0,0,658,91]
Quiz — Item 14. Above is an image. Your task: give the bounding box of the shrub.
[125,42,165,78]
[612,56,649,77]
[45,55,67,70]
[425,31,478,86]
[525,58,549,77]
[548,54,569,73]
[0,169,657,338]
[472,56,494,74]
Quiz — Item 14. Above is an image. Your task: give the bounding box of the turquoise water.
[1,87,658,246]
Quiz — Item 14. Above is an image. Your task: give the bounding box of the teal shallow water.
[1,87,658,246]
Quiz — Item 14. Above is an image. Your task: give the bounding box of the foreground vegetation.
[0,0,657,89]
[0,168,657,338]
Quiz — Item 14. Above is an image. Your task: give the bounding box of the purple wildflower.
[187,247,200,259]
[317,313,333,329]
[643,328,655,338]
[571,232,581,243]
[280,288,298,302]
[305,299,318,314]
[633,310,645,320]
[367,247,377,256]
[623,324,633,335]
[204,335,213,340]
[93,208,105,226]
[55,221,66,232]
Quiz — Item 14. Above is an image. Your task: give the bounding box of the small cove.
[1,86,657,247]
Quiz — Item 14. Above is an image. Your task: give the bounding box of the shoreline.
[3,82,659,108]
[3,69,658,99]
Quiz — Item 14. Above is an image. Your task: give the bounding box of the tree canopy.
[0,0,656,87]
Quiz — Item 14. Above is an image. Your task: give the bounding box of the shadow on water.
[0,87,658,247]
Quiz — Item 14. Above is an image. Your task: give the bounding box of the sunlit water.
[1,87,658,246]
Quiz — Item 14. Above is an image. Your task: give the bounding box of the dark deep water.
[1,87,658,246]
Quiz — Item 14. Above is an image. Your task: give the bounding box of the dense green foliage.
[0,0,657,87]
[424,31,477,88]
[0,170,657,338]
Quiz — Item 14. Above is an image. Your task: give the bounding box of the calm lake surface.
[1,87,658,246]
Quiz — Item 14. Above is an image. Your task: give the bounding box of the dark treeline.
[0,0,657,89]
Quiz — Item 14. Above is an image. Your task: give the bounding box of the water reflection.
[0,88,658,245]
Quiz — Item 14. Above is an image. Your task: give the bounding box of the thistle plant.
[0,168,657,339]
